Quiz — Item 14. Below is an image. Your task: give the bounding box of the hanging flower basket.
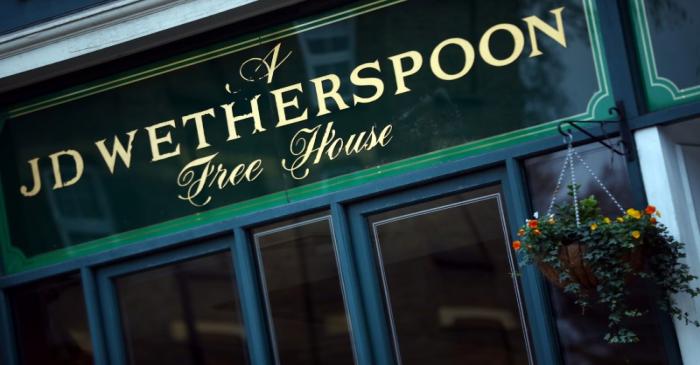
[513,141,700,344]
[536,239,644,291]
[536,241,597,291]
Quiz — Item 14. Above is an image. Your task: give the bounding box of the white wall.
[636,123,700,365]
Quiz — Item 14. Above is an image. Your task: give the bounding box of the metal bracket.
[557,102,633,160]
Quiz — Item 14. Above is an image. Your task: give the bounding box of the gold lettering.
[220,95,266,141]
[388,50,423,95]
[378,124,393,146]
[479,23,525,67]
[313,123,337,164]
[310,74,350,116]
[523,7,567,57]
[177,153,217,207]
[145,120,181,162]
[19,158,41,197]
[49,150,84,190]
[239,42,293,84]
[282,124,322,180]
[95,130,138,174]
[177,152,264,207]
[430,38,476,80]
[282,122,393,180]
[272,83,309,127]
[350,60,385,105]
[182,108,216,149]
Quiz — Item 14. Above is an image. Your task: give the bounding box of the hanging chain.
[572,148,627,215]
[568,142,581,227]
[544,133,626,225]
[545,141,573,218]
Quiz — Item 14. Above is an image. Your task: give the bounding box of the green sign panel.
[631,0,700,111]
[0,0,613,273]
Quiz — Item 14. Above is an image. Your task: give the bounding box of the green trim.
[1,0,615,274]
[630,0,700,111]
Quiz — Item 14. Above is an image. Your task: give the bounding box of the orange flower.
[518,228,526,237]
[512,240,522,250]
[528,219,539,228]
[645,205,656,215]
[650,217,657,224]
[533,229,542,236]
[631,230,641,239]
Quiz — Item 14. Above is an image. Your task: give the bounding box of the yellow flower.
[547,218,556,225]
[616,217,624,223]
[627,208,642,219]
[631,230,641,239]
[590,223,598,231]
[603,217,611,224]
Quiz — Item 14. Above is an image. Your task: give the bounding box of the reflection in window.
[43,166,116,246]
[10,273,93,365]
[369,185,531,365]
[115,250,247,365]
[253,212,354,365]
[525,141,669,365]
[639,0,700,91]
[297,20,356,106]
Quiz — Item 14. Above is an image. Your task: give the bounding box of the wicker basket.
[537,242,644,291]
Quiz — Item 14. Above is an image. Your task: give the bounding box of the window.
[253,212,355,364]
[10,273,93,365]
[114,251,247,365]
[366,185,531,364]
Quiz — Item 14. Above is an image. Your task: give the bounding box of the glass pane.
[253,212,354,365]
[642,0,700,89]
[368,185,531,365]
[524,141,669,365]
[632,0,700,110]
[10,273,93,365]
[115,250,247,365]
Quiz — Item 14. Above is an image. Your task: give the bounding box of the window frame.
[251,213,360,365]
[96,233,241,365]
[346,166,557,365]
